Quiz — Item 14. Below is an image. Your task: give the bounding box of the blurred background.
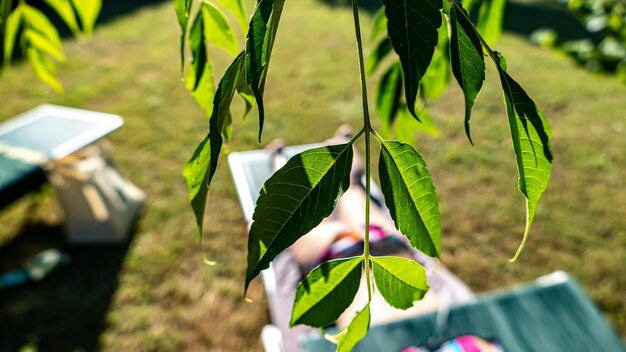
[0,0,624,350]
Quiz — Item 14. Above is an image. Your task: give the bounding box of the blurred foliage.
[531,0,626,83]
[0,0,101,91]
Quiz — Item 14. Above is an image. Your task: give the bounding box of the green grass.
[0,0,624,350]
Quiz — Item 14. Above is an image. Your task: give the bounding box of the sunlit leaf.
[245,0,285,141]
[477,0,506,45]
[419,18,450,101]
[43,0,79,35]
[333,304,370,352]
[450,3,485,144]
[236,67,255,119]
[185,11,216,113]
[379,140,441,257]
[291,257,362,328]
[218,0,248,34]
[381,0,443,120]
[25,29,65,61]
[26,47,63,92]
[365,37,392,75]
[202,1,239,57]
[376,63,403,136]
[369,8,387,42]
[246,144,354,293]
[22,5,62,48]
[71,0,101,36]
[371,256,428,309]
[184,53,246,236]
[493,52,553,262]
[393,104,440,141]
[174,0,192,74]
[188,12,209,92]
[3,6,22,68]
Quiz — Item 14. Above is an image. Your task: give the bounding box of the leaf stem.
[351,0,373,301]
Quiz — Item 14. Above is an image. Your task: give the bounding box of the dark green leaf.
[381,0,443,120]
[376,63,403,135]
[291,257,363,328]
[71,0,100,36]
[334,304,370,352]
[184,52,246,236]
[493,52,553,261]
[185,10,216,115]
[450,4,485,144]
[245,0,285,141]
[202,2,239,57]
[371,256,428,309]
[246,144,354,293]
[174,0,192,74]
[236,67,255,119]
[477,0,506,45]
[379,140,441,257]
[188,11,209,92]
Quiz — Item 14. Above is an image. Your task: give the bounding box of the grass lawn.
[0,0,624,350]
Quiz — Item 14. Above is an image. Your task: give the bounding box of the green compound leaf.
[218,0,248,34]
[174,0,192,74]
[291,257,363,328]
[450,3,485,144]
[477,0,506,45]
[246,144,354,294]
[245,0,285,141]
[493,52,553,262]
[381,0,443,121]
[71,0,101,36]
[184,52,246,236]
[202,1,239,57]
[332,304,371,352]
[379,140,441,257]
[371,256,429,309]
[376,63,403,135]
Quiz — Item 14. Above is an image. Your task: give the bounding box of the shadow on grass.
[0,220,136,352]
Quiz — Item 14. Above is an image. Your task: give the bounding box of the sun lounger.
[301,271,626,351]
[228,144,475,352]
[0,105,145,244]
[0,104,122,210]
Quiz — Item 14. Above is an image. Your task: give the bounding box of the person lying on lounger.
[266,125,442,329]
